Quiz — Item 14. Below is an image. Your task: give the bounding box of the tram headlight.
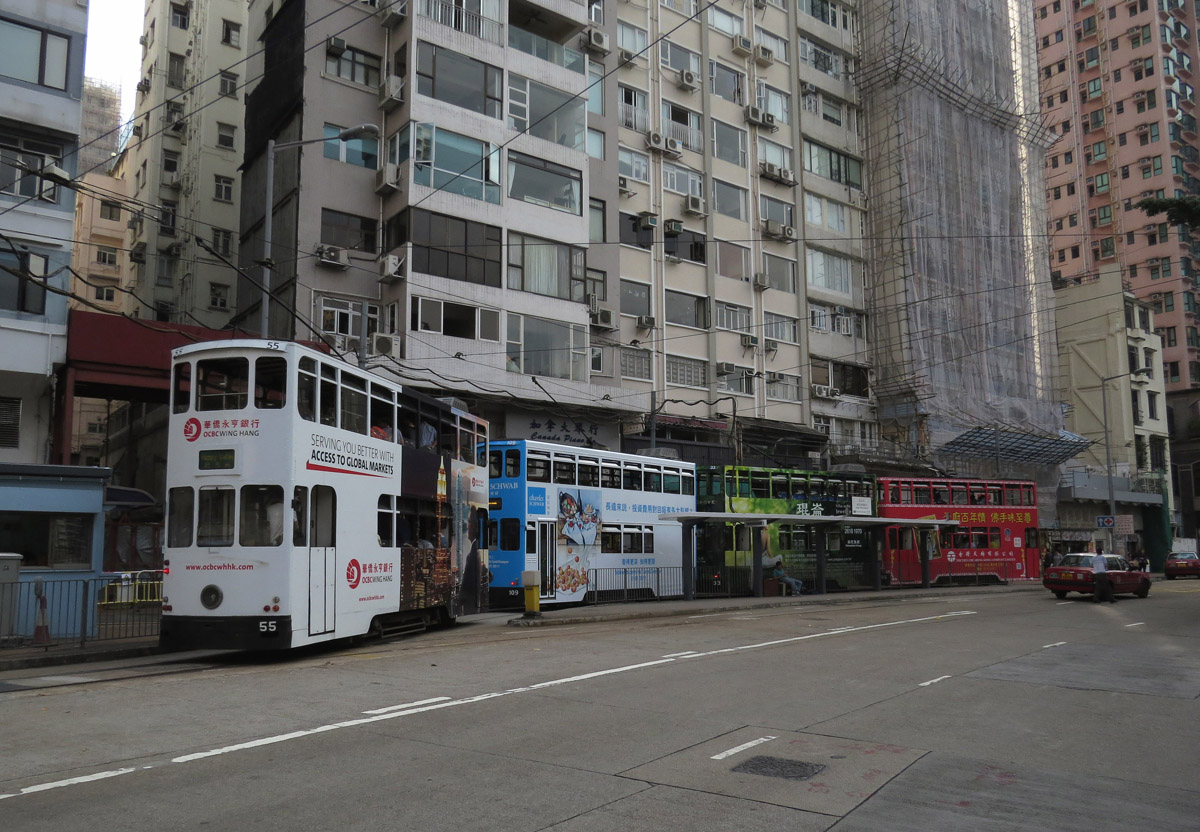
[200,584,223,610]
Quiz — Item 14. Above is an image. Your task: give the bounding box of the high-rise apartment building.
[79,78,122,176]
[72,170,132,316]
[0,1,88,463]
[1035,0,1186,536]
[125,0,247,326]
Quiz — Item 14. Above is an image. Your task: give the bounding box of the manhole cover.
[731,756,827,780]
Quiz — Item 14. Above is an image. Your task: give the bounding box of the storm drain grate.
[731,756,827,780]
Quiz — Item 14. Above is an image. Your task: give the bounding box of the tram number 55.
[259,620,278,633]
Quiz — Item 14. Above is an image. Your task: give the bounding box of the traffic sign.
[1096,515,1115,529]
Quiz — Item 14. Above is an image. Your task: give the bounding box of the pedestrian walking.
[1092,548,1114,603]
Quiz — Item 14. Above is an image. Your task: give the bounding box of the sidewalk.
[0,580,1057,673]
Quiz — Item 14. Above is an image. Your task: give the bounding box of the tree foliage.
[1137,196,1200,228]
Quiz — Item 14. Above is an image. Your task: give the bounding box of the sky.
[83,0,145,123]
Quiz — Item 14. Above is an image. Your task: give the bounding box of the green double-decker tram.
[695,466,877,594]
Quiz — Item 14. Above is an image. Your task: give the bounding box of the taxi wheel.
[1053,590,1067,599]
[1136,580,1150,599]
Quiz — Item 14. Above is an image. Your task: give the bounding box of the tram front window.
[255,357,287,409]
[197,487,235,547]
[240,485,285,547]
[196,358,249,411]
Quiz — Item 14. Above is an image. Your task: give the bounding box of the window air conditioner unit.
[379,75,404,111]
[139,34,147,46]
[619,48,637,65]
[802,82,818,94]
[375,163,401,195]
[378,1,407,26]
[716,361,737,376]
[638,212,658,230]
[331,334,361,354]
[779,168,796,185]
[731,35,753,56]
[129,248,146,264]
[741,334,759,347]
[763,219,784,238]
[136,78,151,93]
[636,315,656,329]
[316,245,351,269]
[369,333,404,360]
[163,172,182,190]
[744,106,775,128]
[618,175,634,195]
[585,293,600,314]
[664,136,683,156]
[165,242,183,256]
[761,161,781,180]
[753,272,771,290]
[754,45,775,66]
[378,253,406,282]
[663,218,684,234]
[811,383,832,398]
[583,28,611,56]
[780,224,797,240]
[765,371,783,383]
[326,37,347,56]
[683,195,707,216]
[677,69,699,91]
[764,339,779,352]
[754,0,767,8]
[132,125,143,138]
[590,308,617,329]
[646,130,668,152]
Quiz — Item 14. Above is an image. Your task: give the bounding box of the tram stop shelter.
[662,512,961,599]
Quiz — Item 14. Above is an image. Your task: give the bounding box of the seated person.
[370,424,393,441]
[771,559,804,596]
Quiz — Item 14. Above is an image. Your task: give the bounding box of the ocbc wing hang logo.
[183,418,202,443]
[346,559,362,589]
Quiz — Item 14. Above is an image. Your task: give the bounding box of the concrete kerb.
[505,582,1052,627]
[0,640,168,673]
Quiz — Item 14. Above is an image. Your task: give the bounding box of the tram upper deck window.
[370,384,395,441]
[730,470,750,498]
[489,450,503,478]
[1021,484,1035,506]
[440,418,458,458]
[341,373,368,435]
[601,461,620,488]
[912,482,931,504]
[750,470,770,498]
[1004,484,1021,506]
[319,364,338,427]
[771,474,789,499]
[298,358,317,421]
[931,483,949,504]
[987,485,1003,506]
[969,484,986,505]
[255,357,287,409]
[172,362,191,414]
[681,471,694,495]
[475,423,488,466]
[951,484,969,505]
[554,456,576,484]
[167,487,194,547]
[460,427,475,463]
[663,470,681,494]
[643,466,662,492]
[196,357,249,411]
[623,463,643,491]
[505,449,520,477]
[578,457,600,487]
[527,453,551,482]
[888,482,901,504]
[601,526,621,553]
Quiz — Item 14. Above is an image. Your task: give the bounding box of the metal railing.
[508,27,586,73]
[620,104,650,132]
[0,573,163,650]
[417,0,503,44]
[585,567,684,604]
[664,121,703,152]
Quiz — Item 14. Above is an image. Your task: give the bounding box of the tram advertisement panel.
[553,487,601,595]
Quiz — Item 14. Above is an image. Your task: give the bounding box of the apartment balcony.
[508,26,585,73]
[417,0,503,44]
[620,104,650,132]
[664,120,702,153]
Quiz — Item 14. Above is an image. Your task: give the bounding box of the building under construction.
[857,0,1067,509]
[79,78,122,176]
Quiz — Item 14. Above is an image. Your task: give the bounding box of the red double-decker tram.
[877,477,1041,586]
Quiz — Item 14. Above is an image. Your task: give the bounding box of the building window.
[720,366,754,395]
[618,147,650,181]
[806,247,854,293]
[326,44,380,87]
[620,347,652,379]
[324,122,379,169]
[0,134,62,202]
[762,194,794,228]
[96,246,118,266]
[803,140,862,187]
[156,254,178,287]
[507,313,587,380]
[589,199,606,243]
[216,123,236,149]
[714,302,751,332]
[620,279,651,316]
[416,42,501,118]
[507,152,582,215]
[94,286,115,302]
[221,20,241,47]
[587,128,605,159]
[0,249,48,314]
[662,161,703,196]
[321,208,377,253]
[213,175,234,202]
[507,232,586,300]
[707,5,742,35]
[587,63,604,115]
[709,61,745,104]
[411,296,500,341]
[99,201,121,221]
[764,312,798,342]
[386,208,503,287]
[619,212,655,249]
[219,71,238,97]
[168,53,186,88]
[617,22,648,53]
[0,18,69,90]
[712,120,747,167]
[160,200,177,235]
[665,355,707,387]
[763,253,796,292]
[509,74,586,150]
[0,512,93,569]
[712,179,747,220]
[759,137,792,170]
[661,40,701,74]
[664,290,707,328]
[210,283,230,309]
[766,373,801,401]
[394,123,499,203]
[171,4,190,28]
[756,82,791,124]
[0,396,17,447]
[715,241,750,280]
[664,227,707,263]
[212,228,233,257]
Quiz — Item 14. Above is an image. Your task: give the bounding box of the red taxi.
[1165,552,1200,579]
[1043,554,1151,600]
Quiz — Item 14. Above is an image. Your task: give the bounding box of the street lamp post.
[258,124,379,336]
[1100,367,1151,554]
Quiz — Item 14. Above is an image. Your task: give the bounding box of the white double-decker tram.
[161,339,489,650]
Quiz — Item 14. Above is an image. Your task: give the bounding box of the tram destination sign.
[198,448,236,470]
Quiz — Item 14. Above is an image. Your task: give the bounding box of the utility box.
[0,553,21,641]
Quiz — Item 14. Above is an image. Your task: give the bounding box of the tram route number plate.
[259,620,278,634]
